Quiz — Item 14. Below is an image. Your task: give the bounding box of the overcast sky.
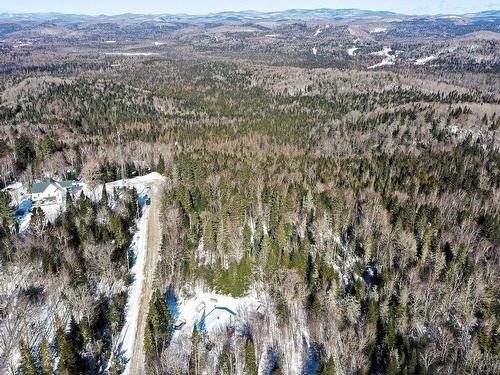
[1,0,498,16]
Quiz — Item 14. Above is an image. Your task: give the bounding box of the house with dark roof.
[31,178,76,206]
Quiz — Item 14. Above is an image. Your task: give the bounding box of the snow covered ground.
[313,25,329,37]
[368,46,397,69]
[167,286,264,365]
[115,202,150,372]
[93,172,165,198]
[105,52,157,56]
[8,172,165,233]
[415,55,437,65]
[171,288,263,340]
[2,181,28,205]
[347,46,358,56]
[312,47,318,56]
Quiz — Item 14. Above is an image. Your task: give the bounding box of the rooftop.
[32,179,75,194]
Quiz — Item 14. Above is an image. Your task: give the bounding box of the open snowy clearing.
[167,286,265,364]
[172,289,263,338]
[347,46,358,56]
[368,46,397,69]
[415,55,437,65]
[105,52,157,56]
[313,25,329,37]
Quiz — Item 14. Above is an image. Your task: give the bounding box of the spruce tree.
[39,337,54,375]
[55,325,79,374]
[189,325,202,375]
[318,355,336,375]
[18,339,37,375]
[157,154,166,175]
[245,338,257,375]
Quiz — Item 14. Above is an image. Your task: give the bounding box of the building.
[31,179,76,206]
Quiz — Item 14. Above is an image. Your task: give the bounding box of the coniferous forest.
[0,8,499,375]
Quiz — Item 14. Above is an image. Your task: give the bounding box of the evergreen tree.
[245,338,257,375]
[318,355,336,375]
[18,339,37,375]
[144,289,173,356]
[55,325,79,374]
[39,337,54,375]
[189,325,202,375]
[157,154,166,175]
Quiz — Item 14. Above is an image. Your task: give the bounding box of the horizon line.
[0,7,498,18]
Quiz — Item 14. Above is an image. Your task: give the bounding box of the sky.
[0,0,498,16]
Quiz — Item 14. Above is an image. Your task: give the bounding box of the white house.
[31,179,76,206]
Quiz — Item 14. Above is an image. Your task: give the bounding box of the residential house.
[31,179,76,206]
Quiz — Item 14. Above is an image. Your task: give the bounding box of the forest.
[0,10,498,375]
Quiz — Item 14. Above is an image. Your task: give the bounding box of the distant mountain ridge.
[0,8,498,23]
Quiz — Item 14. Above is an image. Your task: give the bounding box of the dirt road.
[126,180,164,375]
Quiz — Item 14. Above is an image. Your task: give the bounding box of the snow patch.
[105,52,157,56]
[172,288,262,339]
[414,55,437,65]
[115,205,150,374]
[313,25,329,37]
[371,27,387,33]
[368,46,397,69]
[347,46,358,56]
[371,46,392,57]
[312,47,318,56]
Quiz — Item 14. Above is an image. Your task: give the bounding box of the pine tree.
[39,337,54,375]
[245,338,257,375]
[55,325,79,374]
[144,289,173,356]
[318,355,336,375]
[217,345,232,375]
[189,325,202,375]
[101,183,109,206]
[18,339,37,375]
[157,154,166,175]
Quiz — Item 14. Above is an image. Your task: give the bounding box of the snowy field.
[415,55,437,65]
[368,46,397,69]
[313,25,329,37]
[347,46,358,56]
[167,286,265,365]
[171,288,263,338]
[370,27,387,33]
[105,52,157,56]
